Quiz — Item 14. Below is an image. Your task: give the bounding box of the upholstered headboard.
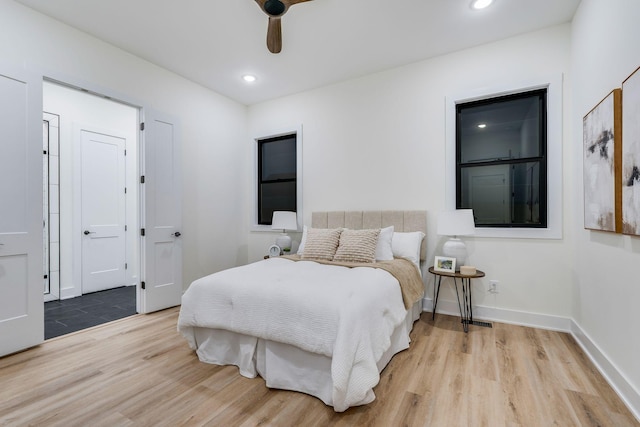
[311,211,427,261]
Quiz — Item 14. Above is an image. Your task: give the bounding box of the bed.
[177,210,427,412]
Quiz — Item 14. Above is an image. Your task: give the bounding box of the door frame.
[42,74,182,314]
[42,76,144,304]
[43,112,61,302]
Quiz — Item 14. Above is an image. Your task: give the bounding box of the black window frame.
[257,133,297,226]
[455,89,548,228]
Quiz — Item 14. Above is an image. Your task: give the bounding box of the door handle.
[173,232,181,237]
[83,230,95,235]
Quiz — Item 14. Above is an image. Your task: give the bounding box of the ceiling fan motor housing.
[264,0,286,16]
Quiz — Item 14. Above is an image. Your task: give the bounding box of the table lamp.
[437,209,475,269]
[271,211,298,253]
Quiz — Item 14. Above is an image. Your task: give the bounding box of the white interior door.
[468,165,511,224]
[139,110,182,313]
[0,66,43,356]
[81,129,127,294]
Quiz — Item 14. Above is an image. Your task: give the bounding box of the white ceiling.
[14,0,580,105]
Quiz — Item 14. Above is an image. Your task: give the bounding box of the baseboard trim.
[60,288,79,300]
[570,320,640,422]
[422,297,572,332]
[421,297,640,422]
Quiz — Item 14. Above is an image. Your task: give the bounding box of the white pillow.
[375,226,394,261]
[391,231,425,270]
[297,225,308,255]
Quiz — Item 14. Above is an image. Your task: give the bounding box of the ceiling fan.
[254,0,313,54]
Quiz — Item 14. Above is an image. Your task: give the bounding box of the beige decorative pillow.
[301,228,342,261]
[333,228,380,263]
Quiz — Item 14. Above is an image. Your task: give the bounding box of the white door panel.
[468,165,511,224]
[0,67,43,356]
[140,111,182,313]
[81,130,126,294]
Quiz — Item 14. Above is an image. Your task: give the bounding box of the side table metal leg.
[468,277,473,323]
[432,276,442,320]
[460,278,470,333]
[453,277,467,332]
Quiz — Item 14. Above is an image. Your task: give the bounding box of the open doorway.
[43,81,139,339]
[0,65,182,356]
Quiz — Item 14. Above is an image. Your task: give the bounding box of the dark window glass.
[258,134,297,225]
[456,89,547,227]
[261,137,296,181]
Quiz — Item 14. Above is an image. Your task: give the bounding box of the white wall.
[43,82,138,299]
[247,24,574,325]
[4,0,638,417]
[246,14,640,414]
[571,0,640,416]
[0,0,248,288]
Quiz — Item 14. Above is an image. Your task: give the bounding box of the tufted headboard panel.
[311,210,427,261]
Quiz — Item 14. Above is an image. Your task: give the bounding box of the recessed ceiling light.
[242,74,257,83]
[471,0,494,10]
[477,123,487,129]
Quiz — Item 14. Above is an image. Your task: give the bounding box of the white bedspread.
[177,257,410,412]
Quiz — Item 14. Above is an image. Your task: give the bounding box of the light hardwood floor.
[0,307,637,426]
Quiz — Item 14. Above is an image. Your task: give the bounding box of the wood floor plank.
[469,322,500,382]
[527,357,583,426]
[566,389,631,427]
[390,391,430,426]
[0,309,637,427]
[544,330,600,395]
[556,331,636,417]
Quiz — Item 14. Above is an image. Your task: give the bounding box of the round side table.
[428,266,486,332]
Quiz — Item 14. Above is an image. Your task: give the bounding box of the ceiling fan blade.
[267,16,282,54]
[255,0,311,53]
[282,0,313,6]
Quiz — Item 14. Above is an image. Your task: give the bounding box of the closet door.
[139,110,182,313]
[0,66,43,356]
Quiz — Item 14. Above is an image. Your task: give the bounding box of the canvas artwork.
[622,67,640,236]
[583,89,622,232]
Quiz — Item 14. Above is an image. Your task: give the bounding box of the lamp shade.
[437,209,475,237]
[271,211,297,231]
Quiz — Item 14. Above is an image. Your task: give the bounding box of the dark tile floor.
[44,286,137,340]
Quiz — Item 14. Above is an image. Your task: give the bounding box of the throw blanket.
[177,258,423,412]
[281,255,424,309]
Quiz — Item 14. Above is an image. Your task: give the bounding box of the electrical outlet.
[489,280,499,293]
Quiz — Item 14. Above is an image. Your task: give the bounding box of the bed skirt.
[190,300,422,409]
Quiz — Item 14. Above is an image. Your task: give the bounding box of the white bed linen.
[190,300,421,409]
[178,257,417,412]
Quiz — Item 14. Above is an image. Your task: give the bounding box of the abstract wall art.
[622,66,640,236]
[583,89,622,232]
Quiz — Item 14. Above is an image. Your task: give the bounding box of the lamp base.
[442,237,467,270]
[275,234,292,253]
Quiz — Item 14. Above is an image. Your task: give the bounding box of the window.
[256,133,297,225]
[456,89,547,228]
[445,75,562,239]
